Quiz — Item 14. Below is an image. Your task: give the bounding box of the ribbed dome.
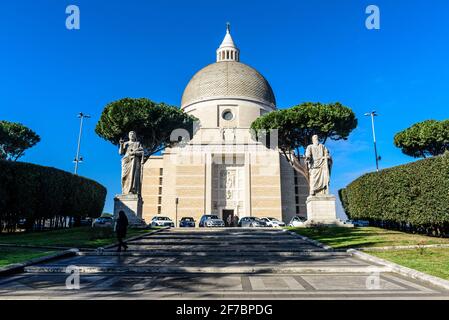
[181,61,276,109]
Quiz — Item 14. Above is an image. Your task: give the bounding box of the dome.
[181,61,276,109]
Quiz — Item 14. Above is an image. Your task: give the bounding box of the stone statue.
[119,131,144,195]
[305,135,332,196]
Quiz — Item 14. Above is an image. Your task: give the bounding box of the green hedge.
[0,160,106,232]
[339,152,449,236]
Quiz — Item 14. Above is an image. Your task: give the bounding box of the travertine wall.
[280,155,309,223]
[249,151,282,220]
[141,156,163,222]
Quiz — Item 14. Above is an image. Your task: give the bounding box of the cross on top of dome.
[216,23,240,62]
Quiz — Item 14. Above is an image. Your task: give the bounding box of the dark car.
[179,217,195,228]
[92,216,114,228]
[199,214,225,227]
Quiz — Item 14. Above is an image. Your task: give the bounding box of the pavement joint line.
[293,275,316,291]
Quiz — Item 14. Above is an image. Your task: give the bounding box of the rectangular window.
[296,206,300,214]
[158,197,162,205]
[159,177,163,185]
[157,206,161,214]
[159,168,163,176]
[158,187,162,195]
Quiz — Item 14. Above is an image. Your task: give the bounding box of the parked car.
[288,216,307,227]
[80,217,93,226]
[199,215,225,227]
[179,217,195,228]
[346,219,370,227]
[238,217,267,228]
[259,217,285,227]
[92,216,114,228]
[150,216,174,227]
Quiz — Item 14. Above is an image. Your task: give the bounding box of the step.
[127,240,311,246]
[78,251,347,257]
[152,235,291,239]
[24,265,391,274]
[109,246,323,253]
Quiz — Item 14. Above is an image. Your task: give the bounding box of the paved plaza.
[0,228,448,299]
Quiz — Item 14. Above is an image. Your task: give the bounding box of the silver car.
[238,217,267,227]
[199,215,225,227]
[150,216,175,227]
[260,217,286,227]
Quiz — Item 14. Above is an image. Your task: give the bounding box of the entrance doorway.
[222,209,234,227]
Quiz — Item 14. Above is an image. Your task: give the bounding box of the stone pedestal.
[113,194,146,227]
[305,195,352,227]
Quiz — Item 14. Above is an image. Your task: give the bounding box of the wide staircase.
[1,228,448,299]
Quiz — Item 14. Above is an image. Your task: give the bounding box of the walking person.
[233,215,239,227]
[227,214,232,227]
[115,211,129,252]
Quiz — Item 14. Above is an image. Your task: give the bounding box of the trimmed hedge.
[0,160,106,232]
[339,152,449,236]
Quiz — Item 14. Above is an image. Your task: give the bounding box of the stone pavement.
[0,228,448,299]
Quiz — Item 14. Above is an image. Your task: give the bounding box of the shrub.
[339,153,449,236]
[0,160,107,232]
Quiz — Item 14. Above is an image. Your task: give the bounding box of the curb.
[348,249,449,292]
[100,227,170,251]
[358,243,449,251]
[0,249,79,276]
[0,243,95,252]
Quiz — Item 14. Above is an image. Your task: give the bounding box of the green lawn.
[288,226,449,280]
[370,248,449,280]
[0,227,157,249]
[288,226,449,249]
[0,247,57,267]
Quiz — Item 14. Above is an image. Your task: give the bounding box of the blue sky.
[1,0,448,215]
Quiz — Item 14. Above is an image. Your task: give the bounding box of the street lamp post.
[74,112,91,175]
[175,197,179,228]
[364,111,380,172]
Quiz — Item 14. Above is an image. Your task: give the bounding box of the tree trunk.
[282,151,309,183]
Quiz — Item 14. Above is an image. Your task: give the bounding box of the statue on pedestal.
[305,135,332,196]
[119,131,144,195]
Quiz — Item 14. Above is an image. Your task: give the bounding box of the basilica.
[140,26,309,225]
